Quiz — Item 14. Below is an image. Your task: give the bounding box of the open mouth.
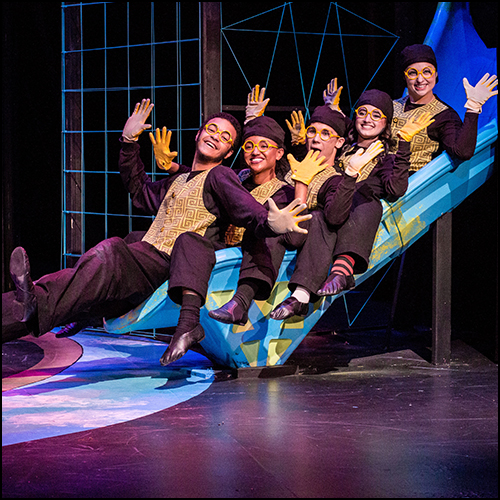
[250,157,264,163]
[204,139,218,150]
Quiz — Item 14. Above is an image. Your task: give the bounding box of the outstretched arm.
[122,98,154,142]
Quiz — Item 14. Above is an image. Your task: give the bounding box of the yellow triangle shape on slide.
[267,338,292,366]
[240,340,261,367]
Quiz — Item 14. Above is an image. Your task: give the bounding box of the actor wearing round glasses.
[316,46,497,298]
[3,100,313,368]
[392,43,497,172]
[207,114,306,325]
[271,89,434,318]
[144,87,307,329]
[176,113,300,327]
[269,100,390,319]
[209,99,372,325]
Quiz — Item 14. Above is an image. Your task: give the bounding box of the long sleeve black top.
[316,140,411,227]
[118,140,278,244]
[402,97,478,161]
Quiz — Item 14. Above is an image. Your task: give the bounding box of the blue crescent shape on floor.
[2,332,214,447]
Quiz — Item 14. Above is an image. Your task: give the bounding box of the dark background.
[2,2,498,359]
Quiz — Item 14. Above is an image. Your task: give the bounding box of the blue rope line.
[222,28,396,37]
[335,3,353,113]
[306,2,333,108]
[288,3,308,117]
[62,2,111,8]
[336,2,399,37]
[344,259,396,327]
[79,3,85,255]
[62,38,199,54]
[221,30,251,89]
[176,2,182,166]
[63,83,200,93]
[265,3,287,89]
[349,37,400,116]
[222,3,290,30]
[104,2,109,239]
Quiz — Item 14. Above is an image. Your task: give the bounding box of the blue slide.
[105,3,497,369]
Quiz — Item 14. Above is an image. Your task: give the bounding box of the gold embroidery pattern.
[142,170,216,255]
[337,146,388,182]
[306,167,341,210]
[225,177,286,246]
[392,96,449,172]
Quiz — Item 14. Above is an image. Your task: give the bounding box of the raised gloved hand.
[149,127,178,171]
[463,73,498,113]
[397,111,435,142]
[122,98,154,141]
[323,77,343,113]
[288,150,328,185]
[285,110,306,145]
[244,84,270,124]
[267,198,311,235]
[345,140,384,177]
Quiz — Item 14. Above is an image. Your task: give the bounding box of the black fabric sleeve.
[376,142,410,202]
[118,139,176,215]
[204,166,277,239]
[428,107,478,161]
[322,174,357,227]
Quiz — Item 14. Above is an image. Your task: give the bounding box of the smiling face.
[306,122,345,165]
[404,62,437,104]
[354,105,387,142]
[243,135,283,184]
[195,117,237,164]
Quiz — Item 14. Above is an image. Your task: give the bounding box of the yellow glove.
[285,110,306,145]
[323,78,343,113]
[288,150,328,185]
[397,111,435,142]
[345,140,384,177]
[244,84,270,124]
[122,99,154,141]
[463,73,498,113]
[149,127,178,171]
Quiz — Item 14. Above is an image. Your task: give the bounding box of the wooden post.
[200,2,221,120]
[63,5,83,268]
[432,211,452,365]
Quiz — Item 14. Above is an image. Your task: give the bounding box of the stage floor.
[2,325,498,498]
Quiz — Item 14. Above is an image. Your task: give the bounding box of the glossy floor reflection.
[2,324,498,498]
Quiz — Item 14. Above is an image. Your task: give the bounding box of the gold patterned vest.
[337,146,388,182]
[392,95,449,172]
[225,177,286,246]
[142,170,215,255]
[305,167,342,210]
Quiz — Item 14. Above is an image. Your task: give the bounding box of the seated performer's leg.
[160,232,219,365]
[318,195,383,296]
[3,237,171,341]
[271,210,336,320]
[210,218,310,325]
[209,232,288,325]
[55,230,149,338]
